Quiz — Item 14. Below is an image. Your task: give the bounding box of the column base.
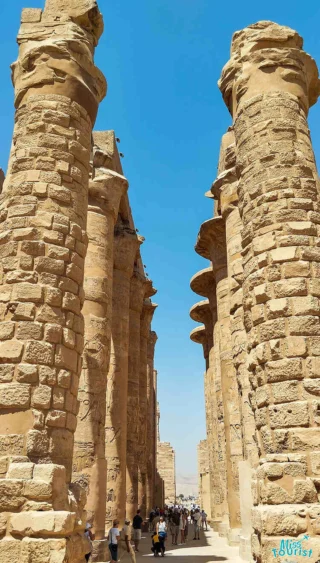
[227,527,240,546]
[239,533,254,562]
[210,519,222,532]
[218,521,229,537]
[0,460,88,563]
[91,538,110,563]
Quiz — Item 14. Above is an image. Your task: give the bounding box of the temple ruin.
[191,19,320,563]
[0,2,159,562]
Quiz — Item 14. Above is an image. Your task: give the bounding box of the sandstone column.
[219,21,320,561]
[190,268,227,531]
[0,1,106,561]
[105,218,141,528]
[126,267,149,521]
[198,439,211,517]
[212,130,258,558]
[146,331,158,513]
[73,133,128,555]
[138,299,157,517]
[196,218,243,542]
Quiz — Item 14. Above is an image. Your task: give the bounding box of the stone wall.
[157,442,176,505]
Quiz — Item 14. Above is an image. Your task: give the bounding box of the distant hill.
[176,473,198,498]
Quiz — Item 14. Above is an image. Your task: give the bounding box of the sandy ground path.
[117,526,243,563]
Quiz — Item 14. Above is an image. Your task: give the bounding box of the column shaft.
[73,134,127,543]
[219,21,320,562]
[0,1,106,560]
[126,271,147,520]
[146,331,157,513]
[105,224,140,527]
[138,300,157,517]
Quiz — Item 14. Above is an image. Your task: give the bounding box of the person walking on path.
[84,523,94,562]
[120,519,136,563]
[201,510,208,531]
[171,509,180,545]
[184,510,189,542]
[132,509,144,553]
[179,511,185,545]
[149,509,155,532]
[156,515,167,557]
[169,516,176,545]
[109,519,121,563]
[193,509,201,540]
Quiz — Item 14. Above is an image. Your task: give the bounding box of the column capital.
[148,330,158,349]
[190,300,212,325]
[89,170,128,221]
[211,130,238,219]
[113,226,142,276]
[195,217,227,275]
[190,325,208,360]
[13,0,107,121]
[141,300,157,337]
[219,21,319,117]
[130,270,150,313]
[190,300,214,352]
[190,267,217,314]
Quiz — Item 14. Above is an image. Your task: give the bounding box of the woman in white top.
[109,519,121,563]
[156,516,167,557]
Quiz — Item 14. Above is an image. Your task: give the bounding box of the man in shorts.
[132,509,143,552]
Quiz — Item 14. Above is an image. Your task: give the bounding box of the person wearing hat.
[121,519,136,563]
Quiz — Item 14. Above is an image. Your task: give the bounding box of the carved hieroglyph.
[73,132,128,546]
[0,0,106,561]
[219,21,320,562]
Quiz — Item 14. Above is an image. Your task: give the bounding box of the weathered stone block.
[0,383,30,408]
[10,511,75,537]
[0,341,24,363]
[7,462,34,480]
[31,385,52,409]
[265,358,303,382]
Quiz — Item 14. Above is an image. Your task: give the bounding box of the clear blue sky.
[0,0,320,475]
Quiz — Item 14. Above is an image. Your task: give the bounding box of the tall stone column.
[126,268,149,521]
[196,218,243,542]
[73,133,128,555]
[219,21,320,562]
[212,130,258,559]
[105,220,141,528]
[138,299,157,517]
[0,2,106,561]
[198,439,211,517]
[146,331,158,513]
[190,268,227,531]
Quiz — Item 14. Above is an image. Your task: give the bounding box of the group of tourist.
[149,506,208,557]
[85,506,208,561]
